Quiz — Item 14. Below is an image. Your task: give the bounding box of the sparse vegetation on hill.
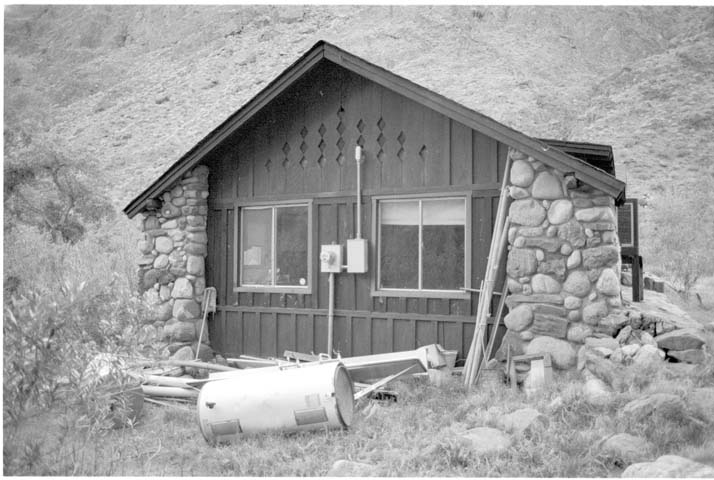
[3,6,714,475]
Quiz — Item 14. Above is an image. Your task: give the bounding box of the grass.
[5,360,714,477]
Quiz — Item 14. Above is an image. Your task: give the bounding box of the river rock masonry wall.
[502,148,623,370]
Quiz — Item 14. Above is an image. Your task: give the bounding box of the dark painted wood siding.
[205,60,508,363]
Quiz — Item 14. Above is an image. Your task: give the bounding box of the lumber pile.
[463,158,512,387]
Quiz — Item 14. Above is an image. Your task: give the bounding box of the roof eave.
[124,40,626,218]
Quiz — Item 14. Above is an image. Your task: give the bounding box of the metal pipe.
[355,146,362,239]
[327,271,335,358]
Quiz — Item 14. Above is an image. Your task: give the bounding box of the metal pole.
[327,271,335,358]
[355,146,363,239]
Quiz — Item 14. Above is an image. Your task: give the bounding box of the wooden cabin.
[124,41,626,365]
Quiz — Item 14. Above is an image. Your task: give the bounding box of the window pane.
[276,206,308,286]
[380,201,418,289]
[241,208,272,285]
[422,199,465,290]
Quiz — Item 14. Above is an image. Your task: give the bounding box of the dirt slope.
[5,5,714,238]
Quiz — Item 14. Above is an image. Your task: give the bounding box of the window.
[376,196,469,294]
[239,203,311,291]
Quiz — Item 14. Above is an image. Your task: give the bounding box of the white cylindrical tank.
[197,361,354,444]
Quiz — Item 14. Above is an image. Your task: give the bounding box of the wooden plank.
[371,317,391,354]
[242,311,260,357]
[427,298,449,316]
[320,68,344,193]
[314,314,328,355]
[284,92,306,194]
[260,312,277,357]
[379,87,402,188]
[351,316,371,356]
[473,131,498,185]
[226,207,237,305]
[450,119,473,186]
[217,209,228,306]
[268,100,288,196]
[393,318,415,352]
[401,96,425,188]
[302,77,323,195]
[332,315,351,357]
[296,314,314,353]
[442,322,462,356]
[423,107,448,187]
[359,76,382,191]
[415,319,438,347]
[276,312,296,355]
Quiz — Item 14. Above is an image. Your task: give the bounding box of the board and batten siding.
[205,61,507,361]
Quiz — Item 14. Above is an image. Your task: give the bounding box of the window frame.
[234,199,313,294]
[371,193,471,299]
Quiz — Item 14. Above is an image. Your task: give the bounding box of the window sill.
[234,286,312,295]
[370,288,471,300]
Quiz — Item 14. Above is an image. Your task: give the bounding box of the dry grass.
[5,362,714,476]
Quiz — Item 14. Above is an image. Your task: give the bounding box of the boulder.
[171,345,195,361]
[547,199,573,225]
[525,336,576,369]
[558,219,586,248]
[583,301,608,325]
[497,408,548,435]
[509,186,530,199]
[567,249,582,269]
[564,296,582,309]
[509,199,547,227]
[504,304,533,332]
[616,326,632,345]
[600,433,652,463]
[622,393,685,421]
[510,159,535,187]
[155,236,174,254]
[522,236,561,253]
[585,336,620,351]
[173,299,200,321]
[596,268,620,296]
[531,171,563,199]
[575,207,614,223]
[530,314,568,339]
[171,277,194,299]
[567,324,594,344]
[163,322,197,343]
[562,271,591,298]
[582,245,619,270]
[186,255,205,276]
[536,256,567,280]
[668,349,705,364]
[460,427,512,455]
[622,455,714,478]
[531,274,562,294]
[327,460,379,477]
[654,328,706,351]
[150,301,174,322]
[507,248,538,278]
[632,344,665,366]
[583,375,613,406]
[621,344,641,357]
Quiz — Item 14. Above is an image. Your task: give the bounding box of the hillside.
[5,5,714,258]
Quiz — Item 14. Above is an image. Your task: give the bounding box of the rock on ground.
[622,393,686,420]
[621,455,714,477]
[655,328,707,351]
[327,460,379,477]
[600,433,652,463]
[497,408,548,435]
[460,427,512,455]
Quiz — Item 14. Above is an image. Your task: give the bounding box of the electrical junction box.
[319,244,342,273]
[346,238,368,273]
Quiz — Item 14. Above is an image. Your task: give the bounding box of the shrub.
[643,175,714,296]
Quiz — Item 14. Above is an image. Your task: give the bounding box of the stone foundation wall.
[136,165,212,361]
[501,148,624,370]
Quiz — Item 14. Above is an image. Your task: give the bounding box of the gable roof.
[539,138,616,177]
[124,40,625,218]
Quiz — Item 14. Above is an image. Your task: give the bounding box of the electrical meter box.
[319,244,342,273]
[346,238,368,273]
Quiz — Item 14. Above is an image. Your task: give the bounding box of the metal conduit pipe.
[355,145,363,239]
[327,271,335,358]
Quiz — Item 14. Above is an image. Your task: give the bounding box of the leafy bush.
[643,175,714,296]
[3,220,152,474]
